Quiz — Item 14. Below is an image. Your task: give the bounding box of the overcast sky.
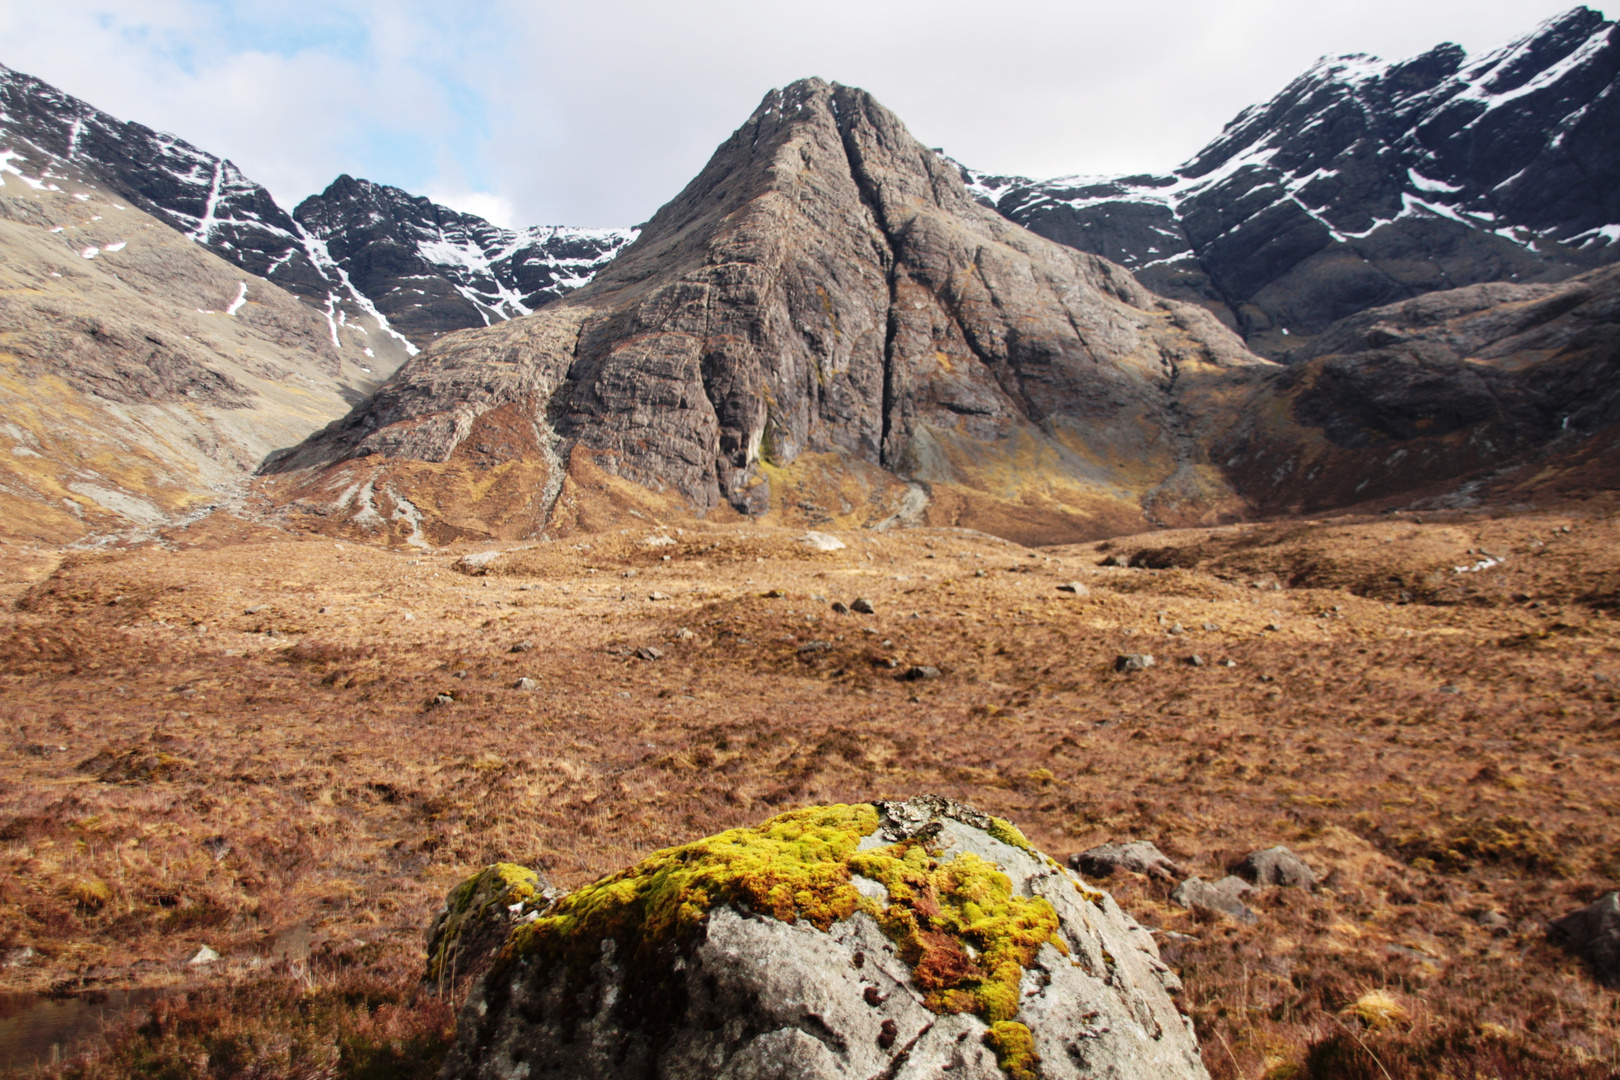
[0,1,1606,228]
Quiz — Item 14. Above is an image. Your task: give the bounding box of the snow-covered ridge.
[959,6,1620,270]
[0,63,635,348]
[292,175,638,336]
[950,6,1619,346]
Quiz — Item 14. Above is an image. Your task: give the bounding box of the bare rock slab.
[440,797,1209,1080]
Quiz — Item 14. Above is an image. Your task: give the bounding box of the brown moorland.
[0,506,1617,1078]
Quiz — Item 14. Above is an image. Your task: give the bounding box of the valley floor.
[0,508,1617,1078]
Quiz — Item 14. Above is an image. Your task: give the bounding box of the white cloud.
[0,0,1607,229]
[426,189,516,228]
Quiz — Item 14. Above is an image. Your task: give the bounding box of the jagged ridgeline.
[260,79,1274,546]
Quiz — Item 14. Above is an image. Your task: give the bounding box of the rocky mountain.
[263,75,1620,545]
[962,7,1620,359]
[0,152,383,543]
[261,78,1273,546]
[292,175,635,343]
[0,64,634,353]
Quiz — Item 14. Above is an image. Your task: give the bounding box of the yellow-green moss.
[984,1020,1040,1080]
[849,846,1063,1023]
[504,802,1065,1053]
[506,804,878,981]
[985,816,1038,856]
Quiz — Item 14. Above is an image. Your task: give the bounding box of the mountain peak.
[262,78,1264,543]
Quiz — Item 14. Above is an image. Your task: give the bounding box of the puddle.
[0,989,167,1069]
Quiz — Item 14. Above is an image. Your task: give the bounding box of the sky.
[0,1,1607,229]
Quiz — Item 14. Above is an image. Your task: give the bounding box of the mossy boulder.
[441,796,1208,1080]
[425,862,555,989]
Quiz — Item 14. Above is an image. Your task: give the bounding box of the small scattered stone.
[1171,876,1257,924]
[975,569,987,578]
[831,601,850,614]
[1549,891,1620,986]
[648,592,671,601]
[1471,908,1511,933]
[202,836,232,861]
[512,677,540,691]
[798,641,834,654]
[1167,624,1184,635]
[243,605,265,615]
[800,531,846,552]
[635,646,664,661]
[1071,841,1183,882]
[510,640,535,653]
[1236,846,1318,889]
[671,628,696,641]
[1187,655,1205,667]
[764,588,786,599]
[1115,653,1155,672]
[189,945,221,966]
[1265,622,1282,632]
[1203,622,1220,632]
[900,665,942,681]
[1439,684,1459,694]
[1056,581,1090,596]
[432,693,456,707]
[623,569,638,578]
[850,597,875,614]
[1220,659,1237,668]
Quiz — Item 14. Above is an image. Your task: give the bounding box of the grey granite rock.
[440,798,1209,1080]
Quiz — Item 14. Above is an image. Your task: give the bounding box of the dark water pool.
[0,989,167,1069]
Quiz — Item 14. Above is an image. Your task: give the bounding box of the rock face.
[0,64,633,354]
[441,798,1207,1080]
[963,8,1620,358]
[262,78,1270,545]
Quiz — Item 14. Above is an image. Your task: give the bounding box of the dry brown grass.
[0,507,1617,1077]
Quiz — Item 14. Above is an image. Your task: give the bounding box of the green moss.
[983,1020,1039,1080]
[501,803,1064,1043]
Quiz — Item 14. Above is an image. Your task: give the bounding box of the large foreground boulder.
[441,797,1208,1079]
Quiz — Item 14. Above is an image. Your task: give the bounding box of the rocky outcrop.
[964,8,1620,358]
[261,78,1271,545]
[440,798,1207,1080]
